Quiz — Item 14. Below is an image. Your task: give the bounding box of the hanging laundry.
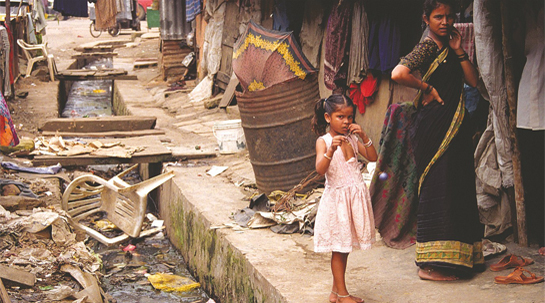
[348,72,379,114]
[272,0,290,31]
[347,1,370,84]
[324,0,352,91]
[95,0,118,31]
[53,0,89,18]
[0,91,19,147]
[186,0,202,22]
[454,23,475,63]
[367,10,401,74]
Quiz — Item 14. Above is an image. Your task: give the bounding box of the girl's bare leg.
[330,252,363,303]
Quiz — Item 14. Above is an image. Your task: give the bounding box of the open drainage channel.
[57,58,211,303]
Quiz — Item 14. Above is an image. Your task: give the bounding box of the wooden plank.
[71,53,118,59]
[219,73,239,108]
[56,75,138,81]
[39,116,158,133]
[0,279,11,303]
[32,136,173,167]
[0,196,43,211]
[41,129,166,138]
[0,265,36,286]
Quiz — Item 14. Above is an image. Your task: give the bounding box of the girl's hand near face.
[348,123,367,141]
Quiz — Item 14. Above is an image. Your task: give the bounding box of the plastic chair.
[16,39,56,81]
[61,164,175,245]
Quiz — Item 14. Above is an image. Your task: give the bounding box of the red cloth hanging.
[348,73,379,114]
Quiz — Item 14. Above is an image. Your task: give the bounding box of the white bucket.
[213,119,246,154]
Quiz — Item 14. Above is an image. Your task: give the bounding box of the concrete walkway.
[115,78,544,303]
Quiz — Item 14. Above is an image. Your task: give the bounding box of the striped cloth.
[186,0,202,22]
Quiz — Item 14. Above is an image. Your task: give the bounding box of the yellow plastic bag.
[147,273,200,292]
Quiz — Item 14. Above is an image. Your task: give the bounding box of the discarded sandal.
[494,267,544,284]
[490,254,534,271]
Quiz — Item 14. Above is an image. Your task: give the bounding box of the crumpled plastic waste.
[147,273,200,292]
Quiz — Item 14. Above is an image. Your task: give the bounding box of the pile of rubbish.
[0,164,212,303]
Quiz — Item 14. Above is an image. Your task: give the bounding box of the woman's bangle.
[363,139,373,148]
[458,53,469,62]
[424,83,433,94]
[323,153,332,160]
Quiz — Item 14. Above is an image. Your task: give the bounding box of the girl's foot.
[418,266,459,281]
[330,291,364,303]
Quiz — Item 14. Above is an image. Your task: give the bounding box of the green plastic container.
[147,9,160,28]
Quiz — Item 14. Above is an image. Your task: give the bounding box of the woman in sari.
[390,0,484,280]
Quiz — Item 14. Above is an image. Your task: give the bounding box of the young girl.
[312,94,377,303]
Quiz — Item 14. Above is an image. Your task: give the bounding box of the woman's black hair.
[311,94,357,136]
[423,0,459,18]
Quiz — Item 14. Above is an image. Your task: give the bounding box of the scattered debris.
[206,165,228,177]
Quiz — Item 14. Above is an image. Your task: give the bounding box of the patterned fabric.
[232,20,316,92]
[399,39,438,75]
[416,241,484,268]
[323,0,352,91]
[186,0,202,23]
[370,103,418,249]
[314,133,375,253]
[0,92,19,147]
[454,23,475,63]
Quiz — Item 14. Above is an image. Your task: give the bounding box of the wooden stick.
[500,0,527,246]
[0,279,12,303]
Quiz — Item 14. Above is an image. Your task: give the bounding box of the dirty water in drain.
[93,234,210,303]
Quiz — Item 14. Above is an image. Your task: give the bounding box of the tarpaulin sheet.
[474,0,514,188]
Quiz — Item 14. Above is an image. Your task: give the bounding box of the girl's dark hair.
[423,0,458,18]
[311,94,356,136]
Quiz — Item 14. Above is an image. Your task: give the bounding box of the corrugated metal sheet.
[161,40,192,79]
[160,0,192,40]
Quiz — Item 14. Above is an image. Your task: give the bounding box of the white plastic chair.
[61,164,175,245]
[16,39,56,81]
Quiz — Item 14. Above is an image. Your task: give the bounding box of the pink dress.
[314,133,375,253]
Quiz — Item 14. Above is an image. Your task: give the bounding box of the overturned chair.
[17,39,57,81]
[62,164,175,245]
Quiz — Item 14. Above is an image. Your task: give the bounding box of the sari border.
[416,240,485,268]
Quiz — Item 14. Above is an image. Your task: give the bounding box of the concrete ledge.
[158,164,545,303]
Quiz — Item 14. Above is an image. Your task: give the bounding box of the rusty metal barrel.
[236,73,319,194]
